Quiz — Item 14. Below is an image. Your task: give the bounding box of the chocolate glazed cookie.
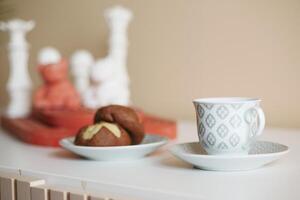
[94,105,145,144]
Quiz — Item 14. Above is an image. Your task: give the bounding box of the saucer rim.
[169,140,289,159]
[60,134,168,150]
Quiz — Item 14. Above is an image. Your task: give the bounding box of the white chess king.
[83,6,132,109]
[0,19,35,118]
[70,50,94,99]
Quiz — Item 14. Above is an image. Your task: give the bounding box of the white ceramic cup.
[193,97,265,155]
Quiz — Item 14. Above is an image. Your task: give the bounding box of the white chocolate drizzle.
[82,122,121,139]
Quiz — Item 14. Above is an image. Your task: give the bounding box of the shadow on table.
[49,149,84,160]
[159,155,195,170]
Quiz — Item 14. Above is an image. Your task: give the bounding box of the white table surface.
[0,121,299,200]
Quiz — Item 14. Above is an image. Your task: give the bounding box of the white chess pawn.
[83,56,129,108]
[82,6,132,109]
[0,19,35,118]
[70,50,94,98]
[38,47,61,65]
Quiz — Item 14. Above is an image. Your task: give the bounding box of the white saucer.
[60,134,167,161]
[169,141,289,171]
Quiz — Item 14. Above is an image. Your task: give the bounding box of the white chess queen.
[82,6,132,109]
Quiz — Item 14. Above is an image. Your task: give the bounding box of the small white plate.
[60,134,168,161]
[169,141,289,171]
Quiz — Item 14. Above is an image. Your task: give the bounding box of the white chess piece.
[0,19,35,118]
[70,50,94,98]
[38,47,61,65]
[83,6,132,109]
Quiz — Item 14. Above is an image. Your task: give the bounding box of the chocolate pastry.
[74,122,131,146]
[94,105,145,144]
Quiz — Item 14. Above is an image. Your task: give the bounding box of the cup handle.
[254,107,265,136]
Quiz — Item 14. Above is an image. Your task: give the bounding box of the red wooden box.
[1,108,176,147]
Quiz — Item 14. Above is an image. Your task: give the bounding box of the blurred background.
[0,0,300,127]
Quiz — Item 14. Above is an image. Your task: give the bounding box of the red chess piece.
[33,59,81,110]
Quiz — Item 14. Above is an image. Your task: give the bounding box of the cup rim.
[193,97,261,104]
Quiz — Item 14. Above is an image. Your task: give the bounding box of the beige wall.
[1,0,300,128]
